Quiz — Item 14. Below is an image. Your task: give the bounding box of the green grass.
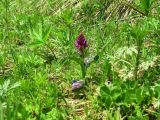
[0,0,160,119]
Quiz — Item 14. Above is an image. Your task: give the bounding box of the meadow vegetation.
[0,0,160,119]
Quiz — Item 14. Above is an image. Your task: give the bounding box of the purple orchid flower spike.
[75,33,88,54]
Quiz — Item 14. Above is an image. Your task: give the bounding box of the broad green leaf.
[111,88,122,101]
[100,86,111,96]
[154,86,160,98]
[103,95,112,109]
[135,88,143,104]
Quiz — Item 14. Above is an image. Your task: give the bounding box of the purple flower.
[72,80,84,91]
[75,33,88,52]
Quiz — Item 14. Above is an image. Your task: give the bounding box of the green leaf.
[111,87,122,101]
[100,86,111,96]
[135,88,143,104]
[9,82,21,91]
[104,59,111,76]
[28,40,44,48]
[43,26,51,42]
[2,80,10,94]
[125,89,137,104]
[114,108,121,120]
[101,95,112,109]
[139,0,154,15]
[154,86,160,98]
